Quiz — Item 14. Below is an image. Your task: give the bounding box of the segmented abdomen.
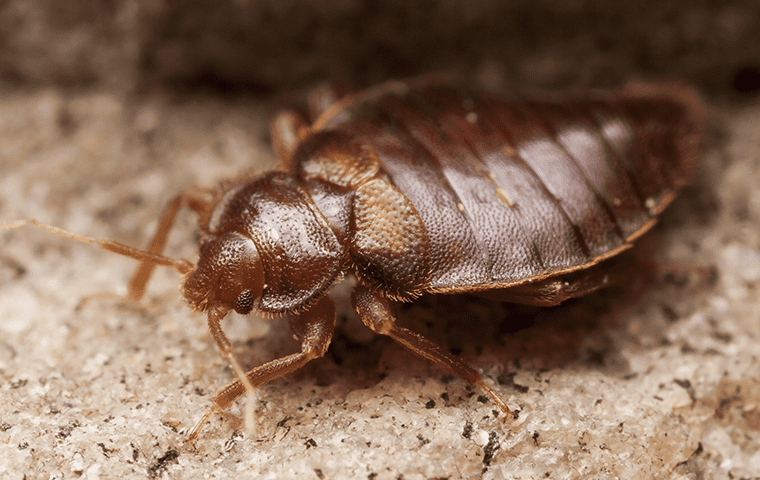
[319,83,702,291]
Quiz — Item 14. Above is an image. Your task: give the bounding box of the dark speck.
[661,304,679,322]
[482,432,500,466]
[10,379,27,389]
[497,372,529,393]
[711,331,732,343]
[148,449,179,480]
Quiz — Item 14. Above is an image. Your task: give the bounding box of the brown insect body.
[201,81,702,307]
[3,79,704,441]
[172,80,702,439]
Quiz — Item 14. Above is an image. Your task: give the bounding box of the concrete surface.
[1,77,759,480]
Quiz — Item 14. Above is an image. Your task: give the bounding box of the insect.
[3,78,705,443]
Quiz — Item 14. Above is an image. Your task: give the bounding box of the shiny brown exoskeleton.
[3,78,705,442]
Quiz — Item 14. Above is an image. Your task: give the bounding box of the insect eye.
[234,289,254,315]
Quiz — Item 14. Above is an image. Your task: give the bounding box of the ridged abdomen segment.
[316,83,702,292]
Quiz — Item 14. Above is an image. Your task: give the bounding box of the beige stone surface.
[0,82,759,479]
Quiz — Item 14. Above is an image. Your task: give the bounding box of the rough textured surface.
[1,1,760,479]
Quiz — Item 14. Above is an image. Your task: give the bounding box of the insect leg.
[186,295,336,443]
[271,84,352,169]
[482,254,636,307]
[351,285,516,419]
[127,188,215,301]
[307,83,351,120]
[271,110,310,170]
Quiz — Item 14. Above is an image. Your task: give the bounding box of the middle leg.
[351,284,516,418]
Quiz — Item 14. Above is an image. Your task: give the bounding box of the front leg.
[351,284,516,419]
[186,295,336,443]
[127,188,216,300]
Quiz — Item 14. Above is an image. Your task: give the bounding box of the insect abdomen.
[317,83,703,292]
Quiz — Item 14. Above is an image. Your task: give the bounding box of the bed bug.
[2,77,705,443]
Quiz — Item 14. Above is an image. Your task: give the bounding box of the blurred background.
[1,0,758,96]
